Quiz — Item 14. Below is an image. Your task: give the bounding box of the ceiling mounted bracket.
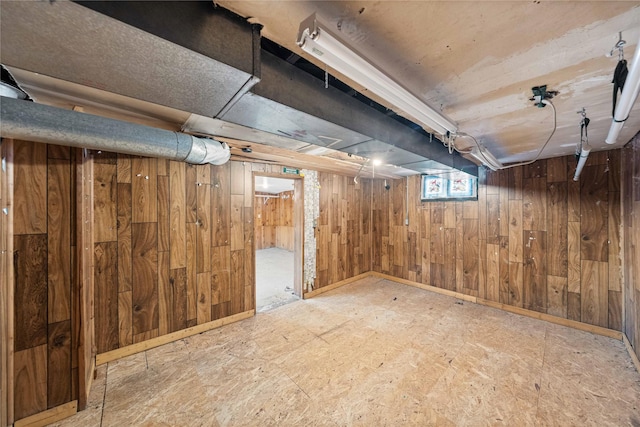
[530,85,558,108]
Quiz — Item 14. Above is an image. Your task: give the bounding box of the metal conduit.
[0,96,230,165]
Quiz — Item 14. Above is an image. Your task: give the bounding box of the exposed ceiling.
[1,1,639,179]
[219,1,640,163]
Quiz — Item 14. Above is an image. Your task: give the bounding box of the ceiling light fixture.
[297,14,458,138]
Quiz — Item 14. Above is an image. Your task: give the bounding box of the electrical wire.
[457,99,557,170]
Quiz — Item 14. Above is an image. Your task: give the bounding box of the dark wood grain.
[14,234,48,351]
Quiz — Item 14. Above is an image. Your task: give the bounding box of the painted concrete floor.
[52,277,640,426]
[255,247,298,312]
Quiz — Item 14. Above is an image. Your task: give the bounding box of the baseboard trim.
[477,298,621,340]
[327,271,623,342]
[623,333,640,374]
[96,310,255,366]
[370,272,478,303]
[14,401,77,427]
[303,272,370,299]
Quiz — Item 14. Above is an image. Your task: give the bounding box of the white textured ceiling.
[218,1,640,163]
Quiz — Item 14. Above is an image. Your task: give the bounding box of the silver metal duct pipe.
[0,96,230,165]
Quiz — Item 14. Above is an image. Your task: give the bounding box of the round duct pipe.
[0,96,230,165]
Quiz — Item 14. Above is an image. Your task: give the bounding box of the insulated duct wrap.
[0,96,230,165]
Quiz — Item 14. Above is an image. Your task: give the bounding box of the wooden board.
[14,234,48,351]
[47,159,72,324]
[581,260,608,328]
[47,320,71,408]
[169,161,186,269]
[132,222,158,335]
[13,345,47,421]
[580,164,609,262]
[92,162,117,243]
[13,141,47,235]
[94,242,118,354]
[117,183,132,293]
[131,157,158,223]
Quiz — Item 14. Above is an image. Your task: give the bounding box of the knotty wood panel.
[132,222,158,335]
[371,152,621,330]
[47,320,71,408]
[14,233,48,351]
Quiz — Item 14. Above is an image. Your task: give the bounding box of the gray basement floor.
[52,277,640,426]
[255,247,298,312]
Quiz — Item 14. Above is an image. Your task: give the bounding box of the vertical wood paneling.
[169,162,186,269]
[131,158,157,223]
[13,344,47,420]
[94,241,118,354]
[13,141,47,234]
[117,183,132,293]
[371,153,621,331]
[580,164,608,261]
[47,159,71,324]
[14,234,48,351]
[581,260,608,328]
[93,163,117,242]
[622,137,640,360]
[47,320,71,408]
[132,222,158,335]
[197,182,212,273]
[157,176,170,252]
[547,181,567,276]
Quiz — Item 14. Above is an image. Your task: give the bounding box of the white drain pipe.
[606,34,640,145]
[0,96,230,165]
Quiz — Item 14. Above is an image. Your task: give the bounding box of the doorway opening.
[254,175,303,312]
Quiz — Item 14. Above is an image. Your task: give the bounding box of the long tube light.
[297,13,457,137]
[573,145,591,181]
[606,34,640,144]
[466,145,503,171]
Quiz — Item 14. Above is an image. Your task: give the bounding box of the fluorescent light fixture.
[297,14,457,137]
[606,34,640,145]
[573,145,591,181]
[372,158,382,166]
[466,145,503,171]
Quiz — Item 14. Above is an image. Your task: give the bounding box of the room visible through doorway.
[254,176,300,311]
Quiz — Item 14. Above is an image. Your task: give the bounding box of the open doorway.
[254,175,302,311]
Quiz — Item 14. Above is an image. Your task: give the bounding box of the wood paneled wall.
[1,139,14,426]
[254,190,294,251]
[314,173,372,289]
[372,152,623,330]
[622,137,640,361]
[10,140,84,422]
[92,154,255,354]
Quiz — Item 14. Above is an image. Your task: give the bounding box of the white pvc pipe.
[606,34,640,145]
[573,145,591,181]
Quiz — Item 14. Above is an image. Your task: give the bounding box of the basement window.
[421,172,478,202]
